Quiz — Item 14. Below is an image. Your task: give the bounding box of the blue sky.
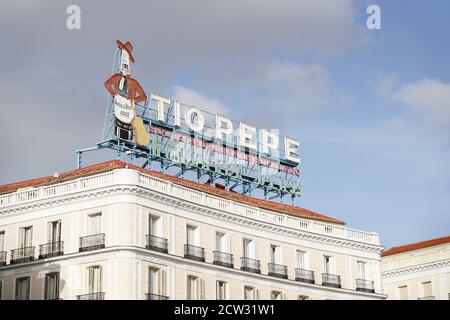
[0,1,448,248]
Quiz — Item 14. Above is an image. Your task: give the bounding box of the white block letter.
[284,137,300,164]
[66,5,81,30]
[239,122,257,150]
[215,115,233,140]
[185,107,205,132]
[262,129,279,154]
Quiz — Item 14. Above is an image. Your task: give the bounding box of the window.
[323,255,334,274]
[216,281,228,300]
[242,238,255,259]
[0,231,5,251]
[186,225,198,246]
[88,213,102,235]
[45,272,60,300]
[271,290,285,300]
[0,280,2,300]
[187,275,205,300]
[149,267,167,297]
[215,232,229,253]
[19,226,33,248]
[47,221,61,243]
[357,261,366,280]
[296,250,306,269]
[149,215,161,237]
[244,286,259,300]
[422,281,433,298]
[87,266,102,294]
[398,285,408,300]
[298,295,310,300]
[270,245,281,264]
[15,277,30,300]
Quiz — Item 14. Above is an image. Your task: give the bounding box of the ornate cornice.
[382,259,450,277]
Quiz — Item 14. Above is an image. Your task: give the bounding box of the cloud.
[373,75,398,98]
[173,86,228,115]
[394,79,450,124]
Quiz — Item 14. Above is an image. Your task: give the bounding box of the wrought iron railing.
[295,268,315,284]
[213,251,234,268]
[39,241,64,259]
[10,246,35,264]
[145,234,168,253]
[268,263,288,279]
[0,251,6,266]
[355,279,375,293]
[76,292,105,300]
[79,234,105,252]
[240,257,261,274]
[145,293,169,300]
[322,273,342,288]
[184,244,205,262]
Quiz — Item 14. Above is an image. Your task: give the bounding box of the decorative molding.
[382,259,450,277]
[0,176,383,254]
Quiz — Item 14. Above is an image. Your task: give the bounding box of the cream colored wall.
[382,244,450,300]
[0,176,383,300]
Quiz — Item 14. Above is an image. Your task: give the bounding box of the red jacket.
[104,73,147,103]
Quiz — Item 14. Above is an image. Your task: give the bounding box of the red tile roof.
[0,160,345,225]
[381,235,450,257]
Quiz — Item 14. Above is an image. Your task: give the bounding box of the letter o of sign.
[185,107,205,132]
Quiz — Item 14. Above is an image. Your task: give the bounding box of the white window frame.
[15,276,31,300]
[0,231,5,252]
[242,238,256,259]
[87,213,102,236]
[244,286,259,300]
[18,226,33,248]
[216,280,228,300]
[186,225,199,246]
[187,275,205,300]
[87,265,102,294]
[148,214,162,237]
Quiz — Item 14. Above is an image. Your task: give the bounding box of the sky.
[0,0,449,248]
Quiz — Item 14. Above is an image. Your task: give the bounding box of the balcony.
[322,273,342,288]
[0,251,6,266]
[213,251,234,268]
[76,292,105,300]
[145,234,168,253]
[355,279,375,293]
[184,244,205,262]
[145,293,169,300]
[268,263,288,279]
[418,296,435,300]
[240,257,261,274]
[295,268,315,284]
[79,233,105,252]
[39,241,64,259]
[10,246,35,264]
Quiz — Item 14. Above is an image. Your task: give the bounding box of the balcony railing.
[418,296,435,300]
[10,246,35,264]
[295,268,315,284]
[184,244,205,262]
[355,279,375,293]
[145,293,169,300]
[240,257,261,274]
[0,251,6,266]
[268,263,288,279]
[76,292,105,300]
[79,233,105,252]
[39,241,64,259]
[145,234,168,253]
[213,251,234,268]
[322,273,342,288]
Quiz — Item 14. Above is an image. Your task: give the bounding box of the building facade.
[381,236,450,300]
[0,161,385,300]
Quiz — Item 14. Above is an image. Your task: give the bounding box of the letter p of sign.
[66,5,81,30]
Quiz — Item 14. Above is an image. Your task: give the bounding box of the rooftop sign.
[78,40,302,200]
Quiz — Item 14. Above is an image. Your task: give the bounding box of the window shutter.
[158,269,167,296]
[198,278,205,300]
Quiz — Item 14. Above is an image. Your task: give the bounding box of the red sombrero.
[116,40,135,63]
